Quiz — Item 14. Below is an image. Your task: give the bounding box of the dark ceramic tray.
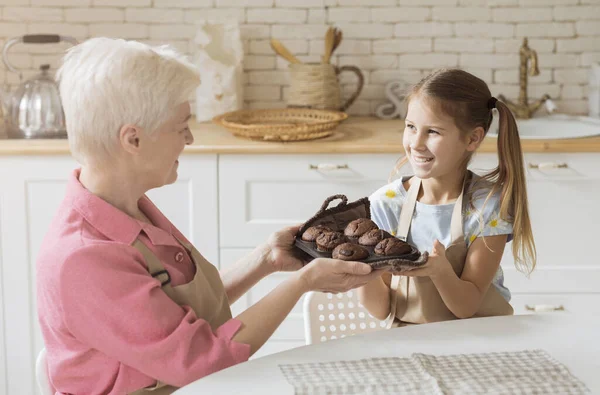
[293,194,428,271]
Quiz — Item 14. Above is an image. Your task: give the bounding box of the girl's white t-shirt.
[369,173,513,302]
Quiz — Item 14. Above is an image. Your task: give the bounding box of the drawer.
[510,293,600,316]
[470,153,600,180]
[219,154,399,247]
[524,153,600,180]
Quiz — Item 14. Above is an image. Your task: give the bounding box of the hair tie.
[487,96,498,110]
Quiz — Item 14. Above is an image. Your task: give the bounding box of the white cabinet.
[471,153,600,289]
[0,155,218,395]
[469,152,600,318]
[2,149,599,393]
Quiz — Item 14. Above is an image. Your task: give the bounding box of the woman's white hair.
[56,37,200,165]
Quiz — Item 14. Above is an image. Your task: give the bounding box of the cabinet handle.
[309,164,349,171]
[525,304,565,313]
[528,162,568,170]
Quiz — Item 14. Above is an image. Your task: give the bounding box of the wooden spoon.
[270,39,301,64]
[322,27,335,64]
[331,29,343,56]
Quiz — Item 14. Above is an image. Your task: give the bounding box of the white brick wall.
[1,0,598,116]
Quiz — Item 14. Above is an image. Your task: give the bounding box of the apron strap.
[132,239,174,291]
[449,184,465,246]
[388,177,420,327]
[449,171,471,246]
[396,176,420,242]
[386,275,403,329]
[129,239,180,394]
[172,234,195,255]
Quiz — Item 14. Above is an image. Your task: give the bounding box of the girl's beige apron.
[387,172,513,328]
[129,235,232,395]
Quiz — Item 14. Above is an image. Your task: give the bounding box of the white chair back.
[303,290,388,345]
[36,347,53,395]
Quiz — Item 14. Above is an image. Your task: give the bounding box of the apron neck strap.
[396,172,470,244]
[396,176,420,242]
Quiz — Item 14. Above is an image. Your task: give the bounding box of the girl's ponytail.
[483,100,536,274]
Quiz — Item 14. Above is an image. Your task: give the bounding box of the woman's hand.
[266,225,305,272]
[392,240,453,278]
[298,258,385,293]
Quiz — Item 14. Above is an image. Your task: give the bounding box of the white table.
[174,313,600,394]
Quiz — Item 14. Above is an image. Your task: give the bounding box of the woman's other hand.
[298,258,385,293]
[266,225,305,272]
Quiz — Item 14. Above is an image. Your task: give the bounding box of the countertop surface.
[173,313,600,394]
[2,117,600,155]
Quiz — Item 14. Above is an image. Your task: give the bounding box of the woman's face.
[402,95,474,180]
[139,102,193,188]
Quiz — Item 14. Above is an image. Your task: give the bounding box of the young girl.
[358,68,536,325]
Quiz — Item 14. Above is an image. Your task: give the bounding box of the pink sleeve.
[58,244,250,387]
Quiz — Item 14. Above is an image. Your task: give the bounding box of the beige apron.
[387,172,513,327]
[129,235,232,395]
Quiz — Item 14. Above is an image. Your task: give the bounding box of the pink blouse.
[36,169,250,394]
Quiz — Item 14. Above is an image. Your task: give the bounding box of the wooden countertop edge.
[2,116,600,155]
[3,143,600,155]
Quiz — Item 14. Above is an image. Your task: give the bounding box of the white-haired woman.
[36,38,382,395]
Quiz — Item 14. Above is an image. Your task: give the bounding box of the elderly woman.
[36,37,382,395]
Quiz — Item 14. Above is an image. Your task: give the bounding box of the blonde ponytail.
[479,101,536,274]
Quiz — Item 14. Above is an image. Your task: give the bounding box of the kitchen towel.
[279,349,589,394]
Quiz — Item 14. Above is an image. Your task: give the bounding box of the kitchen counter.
[1,116,600,155]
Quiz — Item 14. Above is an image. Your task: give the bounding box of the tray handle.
[317,194,348,215]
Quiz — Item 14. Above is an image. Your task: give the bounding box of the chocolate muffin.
[332,243,370,261]
[358,229,393,246]
[301,225,333,242]
[374,237,412,256]
[343,218,379,241]
[316,231,347,252]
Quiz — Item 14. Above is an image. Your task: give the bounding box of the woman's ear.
[466,126,485,152]
[119,124,143,155]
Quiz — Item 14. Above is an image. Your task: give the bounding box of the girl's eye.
[406,124,415,130]
[428,129,440,135]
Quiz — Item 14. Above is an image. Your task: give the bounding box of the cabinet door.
[0,154,217,394]
[218,154,400,248]
[509,153,600,293]
[469,153,600,294]
[0,156,77,395]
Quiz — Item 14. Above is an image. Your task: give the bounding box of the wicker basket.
[212,108,348,142]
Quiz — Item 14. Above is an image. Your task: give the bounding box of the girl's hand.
[392,240,453,278]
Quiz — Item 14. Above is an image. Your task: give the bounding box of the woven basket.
[213,108,348,142]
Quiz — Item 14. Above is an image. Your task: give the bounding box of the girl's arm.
[357,272,396,320]
[429,234,508,318]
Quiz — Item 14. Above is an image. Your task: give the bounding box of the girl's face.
[403,95,479,180]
